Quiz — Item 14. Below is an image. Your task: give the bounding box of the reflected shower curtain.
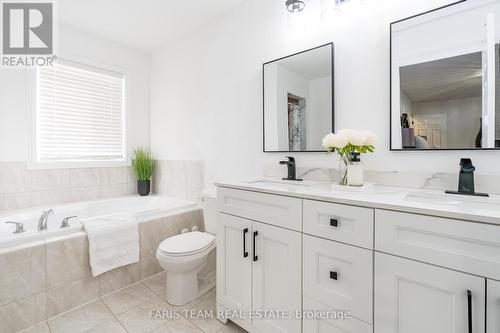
[288,102,306,151]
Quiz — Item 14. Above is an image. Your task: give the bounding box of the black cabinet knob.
[330,219,338,227]
[330,271,338,280]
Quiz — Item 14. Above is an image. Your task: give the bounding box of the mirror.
[391,0,500,150]
[263,43,334,152]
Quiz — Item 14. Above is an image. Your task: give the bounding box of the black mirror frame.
[263,42,335,153]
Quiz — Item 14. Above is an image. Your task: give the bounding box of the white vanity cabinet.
[217,188,302,333]
[216,213,253,327]
[217,213,302,333]
[375,253,485,333]
[216,183,500,333]
[487,279,500,332]
[303,234,373,323]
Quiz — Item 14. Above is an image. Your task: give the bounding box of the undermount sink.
[404,192,500,210]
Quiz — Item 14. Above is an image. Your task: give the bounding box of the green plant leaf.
[132,148,155,181]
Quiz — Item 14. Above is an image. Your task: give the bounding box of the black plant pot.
[137,180,151,196]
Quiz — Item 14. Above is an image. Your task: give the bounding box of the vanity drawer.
[303,234,373,324]
[375,210,500,280]
[303,200,374,249]
[303,297,373,333]
[217,187,302,231]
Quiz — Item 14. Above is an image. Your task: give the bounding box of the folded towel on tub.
[82,213,140,277]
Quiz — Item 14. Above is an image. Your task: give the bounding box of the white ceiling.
[400,52,483,103]
[57,0,246,53]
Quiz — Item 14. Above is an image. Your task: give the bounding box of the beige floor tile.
[117,294,172,333]
[152,317,204,333]
[102,282,155,315]
[184,292,223,333]
[142,272,167,300]
[84,319,127,333]
[98,263,141,296]
[19,322,51,333]
[47,300,113,333]
[217,321,248,333]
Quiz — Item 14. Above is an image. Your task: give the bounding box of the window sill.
[28,160,131,170]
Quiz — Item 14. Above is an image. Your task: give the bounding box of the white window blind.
[36,60,125,164]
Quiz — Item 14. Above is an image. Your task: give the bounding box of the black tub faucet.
[445,158,489,197]
[279,157,303,181]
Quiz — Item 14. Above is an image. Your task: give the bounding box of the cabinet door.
[216,213,252,326]
[375,253,485,333]
[252,222,302,333]
[487,279,500,332]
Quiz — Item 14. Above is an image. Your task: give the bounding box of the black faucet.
[445,158,489,197]
[279,157,303,181]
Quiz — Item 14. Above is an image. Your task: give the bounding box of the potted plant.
[322,129,377,186]
[132,148,155,196]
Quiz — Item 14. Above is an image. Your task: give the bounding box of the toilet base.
[165,267,215,306]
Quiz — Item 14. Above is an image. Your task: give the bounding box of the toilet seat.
[158,231,215,257]
[155,231,217,306]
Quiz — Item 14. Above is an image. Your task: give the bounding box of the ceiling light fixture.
[286,0,306,13]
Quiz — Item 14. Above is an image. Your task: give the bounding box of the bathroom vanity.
[215,179,500,333]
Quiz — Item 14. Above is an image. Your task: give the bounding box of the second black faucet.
[279,157,303,181]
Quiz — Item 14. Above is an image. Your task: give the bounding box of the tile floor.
[19,272,247,333]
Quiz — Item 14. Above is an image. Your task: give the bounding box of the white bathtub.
[0,195,199,248]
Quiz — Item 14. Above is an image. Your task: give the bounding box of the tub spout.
[38,209,53,231]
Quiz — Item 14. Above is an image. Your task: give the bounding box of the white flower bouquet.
[322,129,377,185]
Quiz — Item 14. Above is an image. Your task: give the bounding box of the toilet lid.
[159,231,215,256]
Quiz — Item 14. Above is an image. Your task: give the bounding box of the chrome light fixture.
[286,0,305,13]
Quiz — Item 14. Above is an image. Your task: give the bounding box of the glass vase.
[338,154,349,185]
[347,153,364,186]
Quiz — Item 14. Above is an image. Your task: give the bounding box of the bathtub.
[0,195,199,248]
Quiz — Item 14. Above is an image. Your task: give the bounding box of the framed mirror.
[263,43,334,152]
[390,0,500,150]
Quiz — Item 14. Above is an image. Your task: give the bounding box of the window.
[35,60,125,166]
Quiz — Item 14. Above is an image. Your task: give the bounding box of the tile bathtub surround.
[0,162,137,211]
[153,160,204,201]
[0,208,213,332]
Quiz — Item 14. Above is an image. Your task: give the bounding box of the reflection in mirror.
[391,0,500,150]
[400,52,483,149]
[264,43,334,152]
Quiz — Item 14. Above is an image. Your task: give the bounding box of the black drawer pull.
[330,219,339,227]
[330,271,338,280]
[467,290,472,333]
[243,228,249,258]
[253,231,259,262]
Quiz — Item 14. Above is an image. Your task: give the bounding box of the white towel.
[82,213,140,277]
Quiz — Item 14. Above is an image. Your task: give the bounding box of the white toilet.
[156,231,216,305]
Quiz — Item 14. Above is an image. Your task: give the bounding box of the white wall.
[150,0,500,193]
[0,23,150,162]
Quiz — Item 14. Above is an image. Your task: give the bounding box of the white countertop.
[216,178,500,225]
